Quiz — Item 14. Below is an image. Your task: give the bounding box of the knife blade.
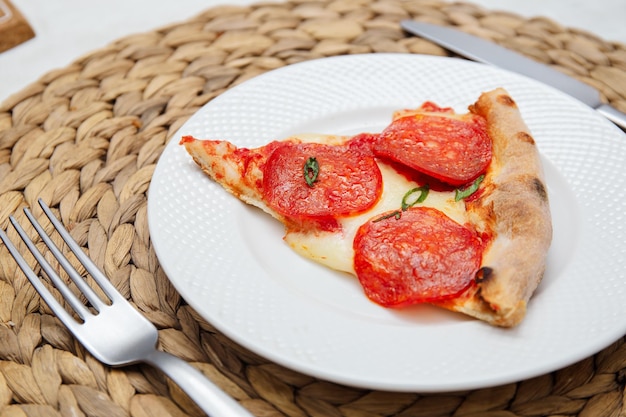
[400,20,626,131]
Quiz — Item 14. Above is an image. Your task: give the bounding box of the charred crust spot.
[475,266,494,283]
[497,94,517,107]
[516,131,535,145]
[531,177,548,202]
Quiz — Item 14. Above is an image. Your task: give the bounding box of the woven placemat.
[0,0,625,416]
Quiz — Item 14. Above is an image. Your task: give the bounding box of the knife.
[400,20,626,131]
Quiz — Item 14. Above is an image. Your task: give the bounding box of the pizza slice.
[180,88,552,327]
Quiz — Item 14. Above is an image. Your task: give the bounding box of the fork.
[0,199,254,417]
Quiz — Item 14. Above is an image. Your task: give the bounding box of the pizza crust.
[181,137,283,221]
[441,88,553,327]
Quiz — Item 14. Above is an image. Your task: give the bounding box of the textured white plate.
[147,54,626,392]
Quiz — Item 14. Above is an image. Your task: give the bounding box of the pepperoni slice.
[262,140,382,221]
[417,101,454,113]
[353,207,482,306]
[373,113,491,186]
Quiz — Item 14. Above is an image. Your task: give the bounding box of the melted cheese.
[284,159,469,274]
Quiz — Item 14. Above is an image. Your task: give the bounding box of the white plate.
[147,54,626,392]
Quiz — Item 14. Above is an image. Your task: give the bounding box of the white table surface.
[1,0,625,104]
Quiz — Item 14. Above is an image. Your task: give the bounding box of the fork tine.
[0,225,84,325]
[36,199,126,305]
[22,206,109,313]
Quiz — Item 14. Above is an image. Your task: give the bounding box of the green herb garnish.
[373,210,402,222]
[401,185,429,210]
[303,157,319,187]
[454,174,485,201]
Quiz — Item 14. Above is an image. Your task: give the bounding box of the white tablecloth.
[1,0,625,103]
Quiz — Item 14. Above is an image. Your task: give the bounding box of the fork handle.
[144,350,254,417]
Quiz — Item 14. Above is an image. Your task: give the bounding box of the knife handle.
[597,104,626,132]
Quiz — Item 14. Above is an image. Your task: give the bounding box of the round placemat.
[0,0,624,416]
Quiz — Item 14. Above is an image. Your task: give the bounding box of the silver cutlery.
[400,20,626,131]
[0,199,254,417]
